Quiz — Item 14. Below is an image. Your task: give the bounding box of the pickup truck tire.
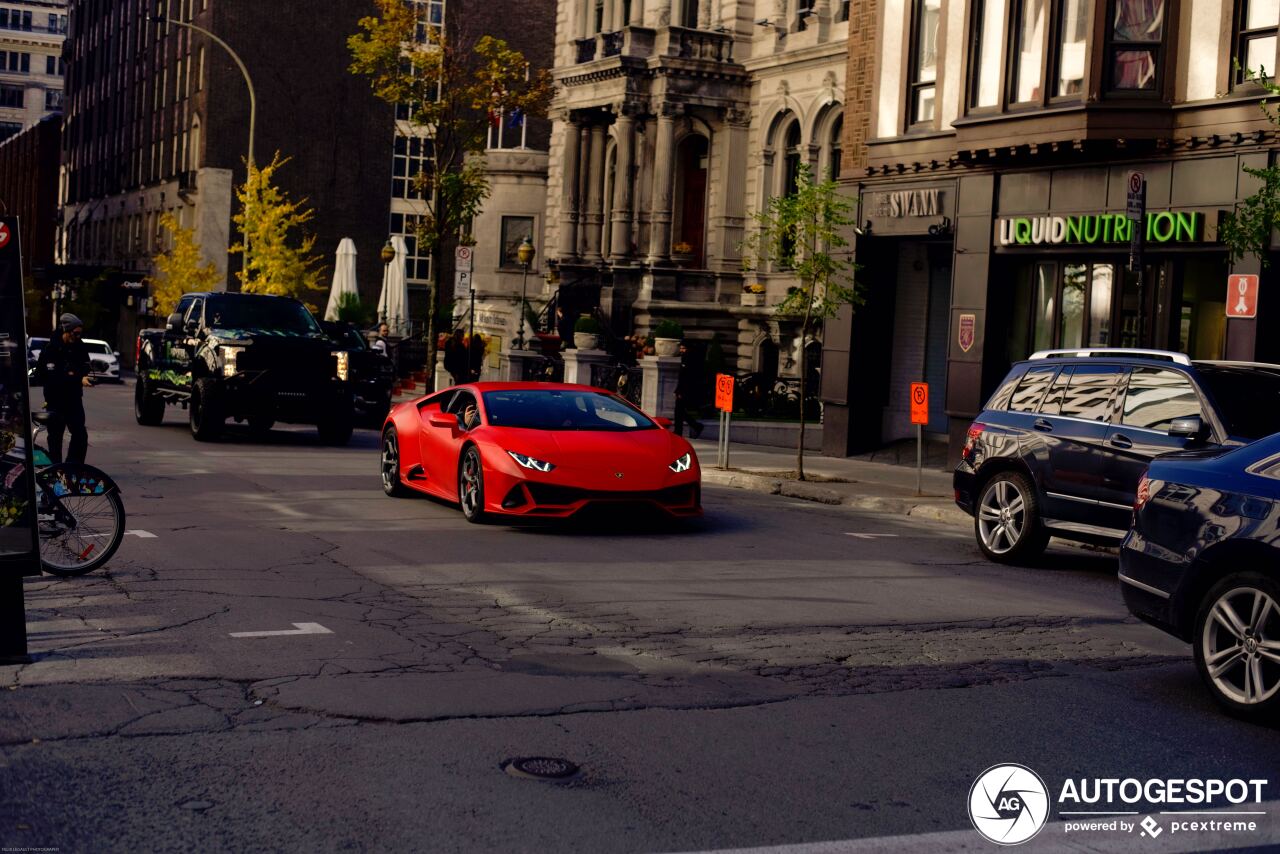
[189,378,225,442]
[317,411,354,446]
[248,416,275,436]
[134,375,165,426]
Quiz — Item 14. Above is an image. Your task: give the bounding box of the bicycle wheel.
[36,464,127,577]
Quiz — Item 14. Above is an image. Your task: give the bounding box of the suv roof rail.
[1028,348,1192,366]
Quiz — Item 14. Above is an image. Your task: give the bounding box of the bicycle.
[23,412,127,577]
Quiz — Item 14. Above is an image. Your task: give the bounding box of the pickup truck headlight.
[334,350,350,381]
[220,346,241,377]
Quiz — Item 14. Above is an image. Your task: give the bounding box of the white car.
[84,338,122,383]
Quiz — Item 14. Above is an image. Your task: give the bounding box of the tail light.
[1135,471,1151,512]
[134,335,142,367]
[962,422,986,461]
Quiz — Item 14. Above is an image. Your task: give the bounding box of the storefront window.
[1089,264,1114,345]
[1033,263,1055,351]
[1059,263,1087,348]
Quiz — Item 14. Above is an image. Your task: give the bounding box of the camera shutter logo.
[968,764,1050,845]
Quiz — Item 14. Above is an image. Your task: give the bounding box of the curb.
[702,469,970,526]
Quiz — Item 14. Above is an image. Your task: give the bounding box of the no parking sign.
[910,383,929,425]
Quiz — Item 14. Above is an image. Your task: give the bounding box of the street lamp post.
[152,15,256,269]
[514,236,536,350]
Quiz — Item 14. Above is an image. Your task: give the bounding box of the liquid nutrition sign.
[997,210,1203,247]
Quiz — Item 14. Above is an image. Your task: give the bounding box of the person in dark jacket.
[468,333,486,382]
[444,329,469,385]
[39,313,92,464]
[673,342,704,439]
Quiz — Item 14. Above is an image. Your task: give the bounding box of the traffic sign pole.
[910,382,929,497]
[916,424,923,497]
[1127,171,1147,343]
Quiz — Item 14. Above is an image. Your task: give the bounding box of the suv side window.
[1008,366,1058,413]
[1121,368,1201,432]
[183,297,204,332]
[1058,364,1123,422]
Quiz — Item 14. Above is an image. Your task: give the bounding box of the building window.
[0,84,22,108]
[797,0,815,30]
[782,120,803,197]
[1055,0,1089,95]
[908,0,941,125]
[3,51,30,73]
[1237,0,1279,81]
[969,0,1006,108]
[1108,0,1166,91]
[0,121,20,141]
[1010,0,1047,103]
[0,9,32,31]
[827,116,843,180]
[392,133,433,200]
[44,89,62,111]
[499,216,535,268]
[389,213,433,282]
[836,0,851,22]
[679,0,697,27]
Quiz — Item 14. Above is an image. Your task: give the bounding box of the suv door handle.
[1110,433,1134,450]
[1033,419,1053,432]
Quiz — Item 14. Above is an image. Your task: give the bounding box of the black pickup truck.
[319,321,395,425]
[134,292,354,444]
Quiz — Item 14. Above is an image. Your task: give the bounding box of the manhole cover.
[502,756,580,781]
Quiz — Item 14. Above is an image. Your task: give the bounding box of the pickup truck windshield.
[205,295,322,336]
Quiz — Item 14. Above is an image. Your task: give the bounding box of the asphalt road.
[1,384,1277,853]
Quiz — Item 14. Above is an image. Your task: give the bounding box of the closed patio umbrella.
[323,238,359,321]
[377,235,409,336]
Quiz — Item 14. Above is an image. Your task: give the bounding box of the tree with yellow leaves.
[147,212,222,316]
[231,153,326,310]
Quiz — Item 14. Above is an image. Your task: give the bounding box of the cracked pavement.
[1,386,1277,853]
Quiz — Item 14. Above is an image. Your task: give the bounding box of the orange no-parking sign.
[910,383,929,426]
[715,373,734,412]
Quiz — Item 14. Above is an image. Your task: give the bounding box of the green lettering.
[1115,217,1131,242]
[1015,218,1032,244]
[1146,212,1155,241]
[1066,216,1084,243]
[1082,215,1101,244]
[1151,211,1175,242]
[1174,211,1199,241]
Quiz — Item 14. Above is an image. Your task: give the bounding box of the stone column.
[640,354,680,419]
[557,117,581,260]
[583,123,607,262]
[609,113,636,260]
[603,0,616,31]
[579,0,592,38]
[645,110,676,265]
[577,125,592,256]
[563,347,611,385]
[501,349,541,382]
[629,0,645,26]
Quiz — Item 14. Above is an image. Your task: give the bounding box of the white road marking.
[229,622,333,639]
[845,533,900,540]
[126,530,157,538]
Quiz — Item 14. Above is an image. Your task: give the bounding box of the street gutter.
[701,469,970,525]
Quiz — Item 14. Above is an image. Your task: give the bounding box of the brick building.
[59,0,394,315]
[824,0,1280,459]
[0,113,58,281]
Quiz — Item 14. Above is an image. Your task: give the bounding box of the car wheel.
[381,427,410,498]
[134,374,165,426]
[1193,573,1280,718]
[247,416,275,436]
[189,378,224,442]
[458,446,486,523]
[974,471,1048,564]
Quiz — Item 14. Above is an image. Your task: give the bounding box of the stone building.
[538,0,850,391]
[824,0,1280,459]
[0,0,64,143]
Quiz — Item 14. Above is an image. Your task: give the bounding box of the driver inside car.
[462,403,481,431]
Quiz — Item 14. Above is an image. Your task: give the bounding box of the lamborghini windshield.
[482,389,656,432]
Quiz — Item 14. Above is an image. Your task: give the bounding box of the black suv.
[954,348,1280,563]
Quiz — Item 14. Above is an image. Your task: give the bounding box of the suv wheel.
[1194,573,1280,718]
[974,471,1048,564]
[189,378,224,442]
[134,374,165,426]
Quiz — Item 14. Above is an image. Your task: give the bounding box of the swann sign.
[997,211,1203,246]
[872,188,942,218]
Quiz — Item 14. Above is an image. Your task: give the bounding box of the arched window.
[827,115,843,180]
[782,120,803,197]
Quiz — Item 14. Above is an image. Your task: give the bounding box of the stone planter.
[573,332,600,350]
[654,337,680,357]
[741,292,765,307]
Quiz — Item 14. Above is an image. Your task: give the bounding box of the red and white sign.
[1226,274,1259,319]
[910,383,929,426]
[715,373,734,412]
[455,245,474,272]
[0,223,10,249]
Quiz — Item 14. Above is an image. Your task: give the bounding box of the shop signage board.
[455,245,473,272]
[958,314,976,353]
[1226,274,1259,319]
[0,216,39,579]
[910,383,929,426]
[996,210,1202,247]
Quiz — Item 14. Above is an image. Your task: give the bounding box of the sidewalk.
[691,439,969,525]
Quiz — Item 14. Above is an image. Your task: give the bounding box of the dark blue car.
[1121,434,1280,718]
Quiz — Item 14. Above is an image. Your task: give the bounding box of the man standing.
[444,329,468,386]
[39,313,92,464]
[370,322,391,356]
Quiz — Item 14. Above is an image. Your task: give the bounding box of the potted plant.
[742,282,766,307]
[652,319,683,357]
[573,314,602,350]
[671,241,694,265]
